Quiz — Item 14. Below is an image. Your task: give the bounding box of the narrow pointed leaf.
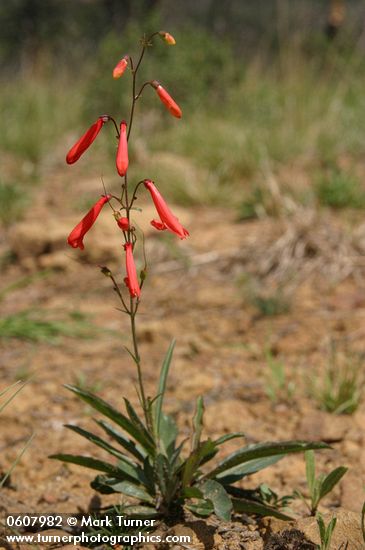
[159,412,178,458]
[192,396,204,452]
[207,441,330,478]
[200,480,232,521]
[319,466,348,501]
[216,455,283,484]
[91,476,154,503]
[64,424,143,483]
[154,340,175,437]
[124,398,154,449]
[95,419,146,462]
[213,432,245,446]
[64,385,155,454]
[49,454,123,477]
[232,498,293,520]
[182,440,217,487]
[305,450,316,495]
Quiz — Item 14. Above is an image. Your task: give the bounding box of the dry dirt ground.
[1,171,365,548]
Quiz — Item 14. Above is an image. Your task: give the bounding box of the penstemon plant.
[51,31,329,522]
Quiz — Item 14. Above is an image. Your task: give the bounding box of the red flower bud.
[67,195,111,250]
[124,243,141,298]
[159,31,176,45]
[117,217,129,231]
[116,121,129,177]
[66,116,108,164]
[144,179,189,239]
[113,55,128,79]
[151,81,182,119]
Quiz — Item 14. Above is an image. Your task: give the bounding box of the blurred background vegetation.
[1,0,365,222]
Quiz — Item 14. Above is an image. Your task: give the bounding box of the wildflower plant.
[52,31,330,522]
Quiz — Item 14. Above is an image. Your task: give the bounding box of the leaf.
[192,397,204,452]
[216,455,284,484]
[49,454,124,477]
[91,476,154,503]
[154,340,175,438]
[305,450,316,496]
[200,480,232,521]
[64,385,155,455]
[122,505,160,518]
[316,513,326,541]
[325,517,337,546]
[159,412,178,458]
[186,499,214,517]
[64,424,144,483]
[0,432,34,489]
[319,466,348,501]
[182,440,217,488]
[213,432,245,446]
[232,498,293,520]
[95,419,146,462]
[207,441,330,478]
[124,398,154,450]
[181,487,203,499]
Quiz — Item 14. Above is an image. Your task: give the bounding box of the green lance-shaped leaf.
[186,499,214,517]
[91,475,154,503]
[49,454,125,477]
[124,398,154,449]
[216,455,284,485]
[207,440,330,479]
[64,385,155,455]
[63,424,144,483]
[305,450,316,496]
[192,396,204,452]
[159,412,178,458]
[319,466,348,502]
[182,440,217,488]
[154,340,175,438]
[95,419,146,462]
[232,498,293,520]
[200,480,232,522]
[213,432,245,446]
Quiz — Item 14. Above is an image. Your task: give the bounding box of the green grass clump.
[311,344,363,415]
[315,169,365,209]
[0,181,28,226]
[0,310,95,343]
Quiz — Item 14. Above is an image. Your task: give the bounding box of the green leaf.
[192,396,204,452]
[316,513,326,542]
[95,419,146,462]
[91,476,154,503]
[207,441,330,478]
[213,432,245,446]
[186,499,214,517]
[122,505,160,518]
[305,450,316,497]
[216,455,283,484]
[64,385,155,455]
[232,498,293,520]
[319,466,348,502]
[200,480,232,521]
[159,412,178,458]
[64,424,145,484]
[182,440,217,488]
[124,398,154,450]
[181,487,203,499]
[154,340,175,438]
[49,454,124,477]
[325,517,337,546]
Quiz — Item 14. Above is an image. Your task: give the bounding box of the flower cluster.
[66,31,187,301]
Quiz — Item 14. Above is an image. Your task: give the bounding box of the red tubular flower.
[116,121,129,177]
[117,217,129,231]
[151,80,182,119]
[159,31,176,45]
[66,116,108,164]
[124,243,141,298]
[144,179,189,239]
[113,55,128,79]
[67,195,111,250]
